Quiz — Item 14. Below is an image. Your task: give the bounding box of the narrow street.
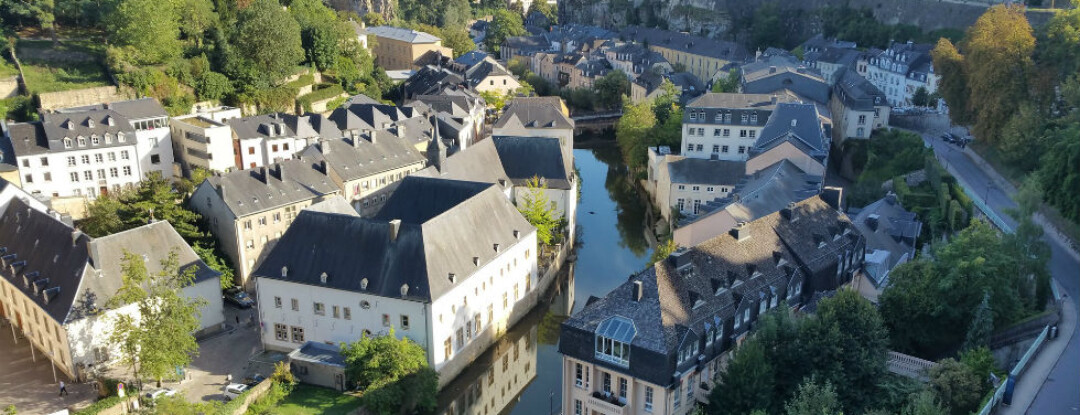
[915,129,1080,414]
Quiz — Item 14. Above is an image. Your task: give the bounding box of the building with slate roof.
[0,198,224,380]
[559,196,863,415]
[650,157,746,222]
[849,193,922,302]
[402,66,469,99]
[750,103,830,167]
[367,26,453,70]
[288,341,348,390]
[300,129,426,211]
[493,97,575,153]
[679,92,803,162]
[829,69,890,143]
[227,113,310,170]
[252,176,538,389]
[865,41,938,107]
[741,56,831,105]
[2,98,173,200]
[189,158,342,284]
[407,93,486,149]
[491,135,577,237]
[618,26,748,82]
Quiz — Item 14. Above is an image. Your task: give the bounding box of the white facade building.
[865,41,939,107]
[680,93,800,161]
[253,176,538,388]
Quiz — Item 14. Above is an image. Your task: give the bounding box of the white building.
[253,176,538,389]
[679,93,801,161]
[227,114,310,170]
[0,199,224,381]
[864,41,938,107]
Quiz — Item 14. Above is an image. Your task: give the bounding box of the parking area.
[0,320,95,415]
[171,304,282,403]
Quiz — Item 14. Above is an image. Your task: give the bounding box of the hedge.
[297,84,344,113]
[73,396,125,415]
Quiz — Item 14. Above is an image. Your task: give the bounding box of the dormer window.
[105,133,113,144]
[77,136,86,147]
[91,135,100,145]
[117,132,126,143]
[595,316,635,367]
[63,138,72,149]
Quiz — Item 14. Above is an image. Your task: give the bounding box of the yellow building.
[367,26,454,71]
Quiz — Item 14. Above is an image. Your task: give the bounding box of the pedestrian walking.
[235,315,240,325]
[59,381,68,396]
[226,374,232,384]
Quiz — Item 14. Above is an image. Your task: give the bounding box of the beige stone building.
[367,26,454,71]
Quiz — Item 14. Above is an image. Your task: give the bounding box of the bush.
[297,83,344,113]
[73,396,125,415]
[196,72,232,101]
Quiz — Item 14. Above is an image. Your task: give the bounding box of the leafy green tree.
[959,346,997,386]
[3,404,16,415]
[440,26,476,58]
[931,38,973,126]
[802,290,888,413]
[362,11,385,26]
[125,173,203,240]
[615,99,656,170]
[341,330,438,415]
[106,250,205,389]
[902,391,948,415]
[707,340,774,415]
[1036,122,1080,222]
[232,0,304,85]
[998,102,1048,172]
[929,359,986,415]
[195,71,232,101]
[711,68,740,93]
[485,9,525,53]
[595,70,630,109]
[961,292,993,352]
[81,195,126,237]
[651,105,683,150]
[962,5,1035,146]
[649,238,677,264]
[518,176,562,245]
[750,2,783,50]
[1036,0,1080,78]
[177,0,217,47]
[2,0,55,38]
[108,0,181,64]
[784,379,842,415]
[754,308,805,413]
[650,78,680,121]
[912,86,930,107]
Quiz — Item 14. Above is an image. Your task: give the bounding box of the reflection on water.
[437,146,652,415]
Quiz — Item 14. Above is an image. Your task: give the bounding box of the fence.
[976,326,1050,415]
[885,351,938,382]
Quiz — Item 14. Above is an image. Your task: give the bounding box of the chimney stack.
[769,66,777,74]
[632,280,643,301]
[260,166,270,183]
[729,222,750,241]
[321,139,332,154]
[770,95,778,104]
[389,219,401,242]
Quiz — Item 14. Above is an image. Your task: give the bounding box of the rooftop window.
[595,316,635,367]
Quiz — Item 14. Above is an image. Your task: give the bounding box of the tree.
[998,102,1048,172]
[615,99,656,170]
[177,0,217,47]
[362,12,384,26]
[784,379,842,415]
[912,86,930,107]
[341,330,438,415]
[754,308,806,413]
[961,292,993,352]
[929,359,986,415]
[108,0,181,64]
[125,173,204,241]
[804,290,888,413]
[931,38,973,126]
[1037,122,1080,222]
[750,2,783,50]
[232,0,304,85]
[2,0,55,39]
[711,68,740,93]
[528,0,557,25]
[518,176,562,245]
[106,250,205,389]
[81,195,126,237]
[439,26,476,58]
[1036,0,1080,78]
[962,5,1035,146]
[707,340,774,415]
[902,391,948,415]
[485,9,525,53]
[195,71,232,101]
[649,238,677,264]
[594,70,630,109]
[959,346,997,387]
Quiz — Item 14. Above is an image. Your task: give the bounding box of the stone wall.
[38,86,131,111]
[0,76,18,99]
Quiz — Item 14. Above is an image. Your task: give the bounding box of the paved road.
[921,131,1080,414]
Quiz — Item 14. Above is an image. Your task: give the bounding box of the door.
[335,373,344,391]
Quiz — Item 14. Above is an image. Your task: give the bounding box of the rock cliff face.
[326,0,398,21]
[559,0,1055,42]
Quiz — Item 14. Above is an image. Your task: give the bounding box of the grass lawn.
[272,384,363,415]
[15,38,111,93]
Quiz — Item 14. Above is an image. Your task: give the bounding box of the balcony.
[588,392,626,415]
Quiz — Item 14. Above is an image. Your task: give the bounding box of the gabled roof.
[850,194,922,286]
[686,92,800,110]
[302,134,425,182]
[741,56,830,104]
[328,99,424,132]
[199,158,339,217]
[686,160,822,226]
[282,113,342,140]
[28,110,137,155]
[491,136,572,189]
[618,26,748,62]
[59,97,168,120]
[227,113,297,140]
[367,26,441,44]
[494,98,574,130]
[412,137,512,186]
[454,50,490,68]
[753,103,828,160]
[402,66,468,98]
[465,58,513,87]
[253,177,534,302]
[833,69,887,111]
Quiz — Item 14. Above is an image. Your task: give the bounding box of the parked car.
[223,383,250,401]
[143,388,177,403]
[244,374,266,387]
[223,287,255,308]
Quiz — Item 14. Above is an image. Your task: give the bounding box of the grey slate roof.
[301,133,425,182]
[253,176,534,302]
[752,103,828,160]
[412,137,512,186]
[227,113,297,140]
[200,158,339,217]
[494,98,573,130]
[0,199,218,325]
[283,113,343,140]
[328,100,425,132]
[19,110,138,156]
[491,136,572,189]
[59,97,168,120]
[455,51,490,68]
[366,26,441,44]
[465,59,512,87]
[742,57,830,104]
[686,92,800,110]
[667,158,745,186]
[402,66,469,99]
[833,69,887,111]
[686,160,822,226]
[304,196,360,217]
[618,26,748,62]
[5,121,50,157]
[850,194,921,286]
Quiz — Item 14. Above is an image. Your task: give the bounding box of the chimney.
[449,273,457,283]
[389,219,401,242]
[866,214,880,232]
[281,266,288,278]
[396,125,407,138]
[779,202,796,221]
[365,129,375,144]
[400,283,409,297]
[770,95,778,105]
[790,119,797,127]
[667,248,691,269]
[729,222,750,241]
[321,139,332,154]
[352,136,361,148]
[360,278,369,290]
[72,229,82,247]
[493,243,500,253]
[632,280,643,301]
[320,272,328,284]
[769,66,777,74]
[86,239,101,267]
[260,166,270,183]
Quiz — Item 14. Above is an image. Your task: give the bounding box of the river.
[436,145,654,415]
